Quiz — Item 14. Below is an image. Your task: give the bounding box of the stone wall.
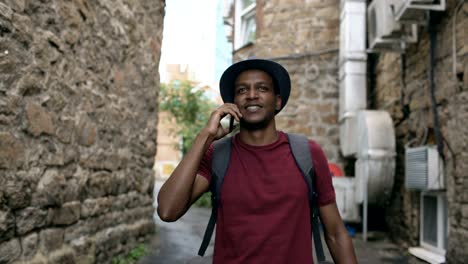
[372,1,467,262]
[233,0,343,165]
[0,0,164,263]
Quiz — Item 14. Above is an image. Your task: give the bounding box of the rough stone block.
[121,192,138,210]
[39,228,65,254]
[48,247,76,264]
[132,171,154,195]
[320,114,337,125]
[81,197,111,218]
[68,237,96,264]
[16,207,48,235]
[0,132,25,169]
[447,228,468,264]
[33,29,64,67]
[139,193,153,207]
[12,11,32,34]
[21,232,39,260]
[0,2,13,20]
[86,171,113,198]
[77,115,98,146]
[63,179,81,204]
[460,218,468,230]
[0,238,21,263]
[50,201,81,226]
[24,254,48,264]
[0,209,15,242]
[25,101,55,137]
[44,145,79,167]
[110,194,126,212]
[55,117,75,144]
[124,207,154,224]
[113,171,129,195]
[455,153,468,184]
[95,225,127,253]
[80,152,122,172]
[15,72,45,96]
[129,219,156,237]
[64,221,94,243]
[4,175,31,209]
[92,212,122,231]
[33,169,67,206]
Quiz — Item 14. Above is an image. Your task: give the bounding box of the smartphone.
[229,116,234,133]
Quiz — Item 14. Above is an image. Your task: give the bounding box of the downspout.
[339,0,396,240]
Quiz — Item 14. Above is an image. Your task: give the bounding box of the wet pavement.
[141,181,425,264]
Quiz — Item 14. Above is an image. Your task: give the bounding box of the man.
[157,59,357,263]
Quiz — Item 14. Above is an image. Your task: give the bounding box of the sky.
[158,0,232,89]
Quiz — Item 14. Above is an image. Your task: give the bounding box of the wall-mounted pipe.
[339,0,367,157]
[338,1,396,236]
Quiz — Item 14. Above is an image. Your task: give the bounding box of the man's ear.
[275,95,282,110]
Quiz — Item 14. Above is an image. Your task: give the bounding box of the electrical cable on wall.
[428,11,445,164]
[452,0,465,79]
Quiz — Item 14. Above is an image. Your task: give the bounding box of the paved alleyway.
[140,181,214,264]
[142,181,425,264]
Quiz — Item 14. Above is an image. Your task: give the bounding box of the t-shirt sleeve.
[197,144,213,184]
[309,140,336,207]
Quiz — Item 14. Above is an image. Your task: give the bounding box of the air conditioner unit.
[394,0,446,23]
[367,0,418,52]
[405,146,444,190]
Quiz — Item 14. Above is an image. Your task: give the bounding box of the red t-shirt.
[197,131,335,264]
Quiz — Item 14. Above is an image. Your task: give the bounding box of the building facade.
[226,0,344,167]
[370,1,467,263]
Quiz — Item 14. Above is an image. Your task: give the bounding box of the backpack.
[197,133,326,262]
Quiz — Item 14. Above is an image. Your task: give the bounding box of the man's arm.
[319,202,358,264]
[157,104,242,222]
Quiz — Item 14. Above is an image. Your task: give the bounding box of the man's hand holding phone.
[204,103,242,141]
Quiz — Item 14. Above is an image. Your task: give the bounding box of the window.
[234,0,256,49]
[420,191,448,255]
[409,191,447,264]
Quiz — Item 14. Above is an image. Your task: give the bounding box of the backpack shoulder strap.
[211,136,232,195]
[198,136,232,256]
[287,133,314,192]
[287,133,326,263]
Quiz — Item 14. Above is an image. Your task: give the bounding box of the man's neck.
[238,122,279,146]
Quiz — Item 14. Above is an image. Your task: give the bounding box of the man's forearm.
[157,129,214,221]
[325,230,357,264]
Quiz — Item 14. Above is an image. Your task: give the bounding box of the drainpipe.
[339,0,367,157]
[339,0,396,241]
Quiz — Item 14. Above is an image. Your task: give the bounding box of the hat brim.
[219,59,291,114]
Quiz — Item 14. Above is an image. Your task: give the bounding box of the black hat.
[219,59,291,114]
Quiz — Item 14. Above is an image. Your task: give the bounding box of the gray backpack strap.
[287,133,326,263]
[198,136,232,256]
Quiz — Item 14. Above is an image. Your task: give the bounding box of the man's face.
[233,70,281,130]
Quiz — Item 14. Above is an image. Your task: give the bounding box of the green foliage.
[112,244,148,264]
[193,192,212,208]
[159,80,217,154]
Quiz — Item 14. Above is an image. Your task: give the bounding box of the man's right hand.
[203,103,242,140]
[157,103,242,222]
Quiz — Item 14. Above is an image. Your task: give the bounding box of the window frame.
[234,0,256,50]
[420,191,448,256]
